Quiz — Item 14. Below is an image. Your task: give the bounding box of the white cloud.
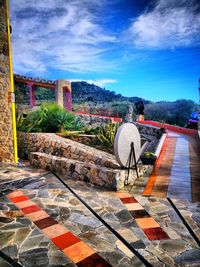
[127,0,200,49]
[69,78,117,87]
[9,0,118,76]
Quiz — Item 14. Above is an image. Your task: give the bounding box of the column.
[66,91,72,112]
[55,80,64,108]
[27,82,35,108]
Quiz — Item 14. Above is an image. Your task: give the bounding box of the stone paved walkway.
[143,131,200,202]
[0,164,200,266]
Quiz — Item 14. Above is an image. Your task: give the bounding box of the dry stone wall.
[134,122,164,153]
[18,132,120,169]
[0,1,14,162]
[18,132,152,190]
[134,122,164,137]
[76,113,117,128]
[30,152,149,190]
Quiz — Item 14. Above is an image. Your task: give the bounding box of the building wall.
[0,0,14,162]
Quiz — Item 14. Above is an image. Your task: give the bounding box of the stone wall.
[75,113,122,128]
[0,1,14,162]
[134,122,164,137]
[134,122,165,153]
[18,132,152,190]
[18,132,120,169]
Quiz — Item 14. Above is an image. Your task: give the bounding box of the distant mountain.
[71,81,150,104]
[14,80,150,107]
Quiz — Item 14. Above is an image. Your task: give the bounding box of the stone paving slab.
[0,163,47,184]
[62,178,200,266]
[0,166,138,267]
[0,200,76,267]
[7,190,112,267]
[0,164,200,266]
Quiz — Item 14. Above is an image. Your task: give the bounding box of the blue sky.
[10,0,200,102]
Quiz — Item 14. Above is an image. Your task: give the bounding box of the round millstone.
[114,123,141,168]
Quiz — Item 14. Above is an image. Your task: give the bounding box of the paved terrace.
[0,163,200,267]
[0,122,200,266]
[135,121,200,203]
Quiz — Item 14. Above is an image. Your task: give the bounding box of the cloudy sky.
[10,0,200,102]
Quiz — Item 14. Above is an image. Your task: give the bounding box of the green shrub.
[18,102,83,133]
[73,116,84,131]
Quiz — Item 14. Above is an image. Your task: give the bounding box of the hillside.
[15,80,149,105]
[71,81,149,104]
[14,80,197,127]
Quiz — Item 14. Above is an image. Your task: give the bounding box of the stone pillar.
[0,0,15,162]
[66,91,72,112]
[27,82,35,108]
[56,80,72,110]
[55,80,64,108]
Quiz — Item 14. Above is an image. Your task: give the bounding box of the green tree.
[145,99,197,127]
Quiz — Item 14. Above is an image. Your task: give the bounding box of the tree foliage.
[145,99,197,127]
[71,81,146,104]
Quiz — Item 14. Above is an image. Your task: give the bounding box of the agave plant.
[16,113,25,130]
[18,102,83,133]
[97,122,119,147]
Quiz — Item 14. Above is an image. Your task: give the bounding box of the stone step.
[30,152,150,190]
[18,132,120,169]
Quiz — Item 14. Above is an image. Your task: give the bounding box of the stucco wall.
[0,0,14,162]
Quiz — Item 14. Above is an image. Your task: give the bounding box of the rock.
[132,240,146,249]
[0,222,25,231]
[117,256,143,267]
[149,204,170,214]
[100,251,125,266]
[158,239,187,256]
[0,231,15,249]
[115,240,133,258]
[68,198,79,206]
[59,206,71,221]
[30,228,42,237]
[115,209,133,223]
[0,217,14,223]
[1,244,18,260]
[0,18,14,162]
[175,248,200,265]
[48,247,73,266]
[14,227,31,244]
[0,257,13,267]
[79,231,97,240]
[103,213,118,222]
[99,232,117,243]
[118,228,138,243]
[20,235,45,252]
[164,227,181,239]
[158,254,174,266]
[69,212,102,228]
[192,213,200,228]
[19,248,49,267]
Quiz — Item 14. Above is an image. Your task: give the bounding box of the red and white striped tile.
[7,190,111,267]
[116,192,169,241]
